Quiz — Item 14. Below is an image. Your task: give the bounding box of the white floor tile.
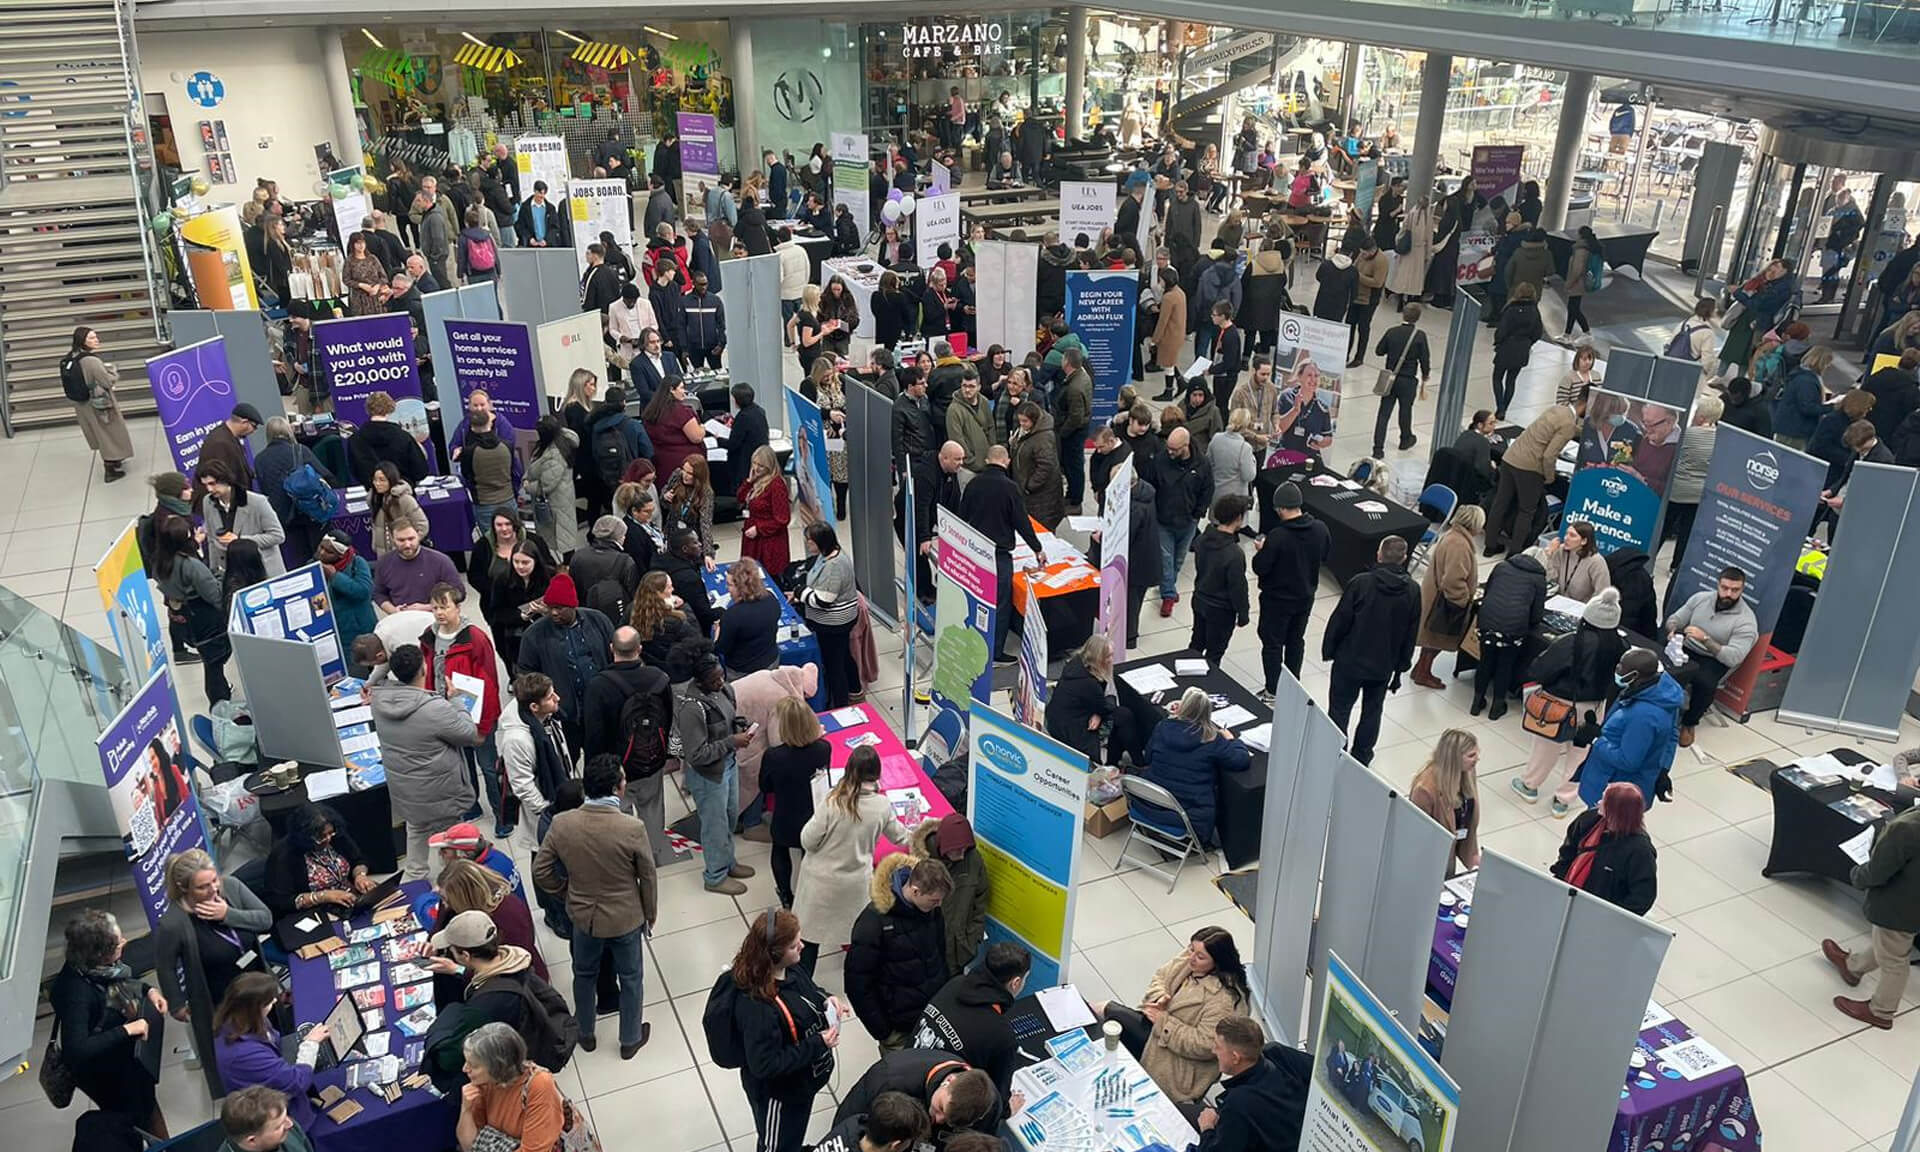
[586,1067,725,1151]
[1676,895,1819,971]
[1686,973,1846,1067]
[1742,1069,1867,1150]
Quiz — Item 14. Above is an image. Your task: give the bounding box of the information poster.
[146,337,240,478]
[1306,952,1459,1152]
[228,563,345,683]
[569,178,634,276]
[1060,180,1115,249]
[831,131,871,242]
[677,112,720,182]
[313,312,422,429]
[177,204,258,310]
[1273,314,1350,443]
[921,508,997,766]
[787,389,833,527]
[1565,389,1688,554]
[930,159,952,194]
[513,136,570,205]
[1013,580,1048,727]
[1673,427,1825,716]
[1354,158,1380,222]
[1064,270,1139,427]
[916,191,961,270]
[443,318,542,435]
[1098,455,1133,660]
[968,701,1088,989]
[98,667,206,929]
[532,311,602,403]
[326,166,374,238]
[93,522,168,683]
[1471,144,1525,208]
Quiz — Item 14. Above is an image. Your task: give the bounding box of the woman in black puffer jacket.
[1472,552,1546,720]
[1513,587,1629,813]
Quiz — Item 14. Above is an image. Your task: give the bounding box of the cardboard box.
[1084,797,1130,838]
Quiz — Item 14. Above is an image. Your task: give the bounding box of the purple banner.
[1471,144,1525,205]
[98,667,206,929]
[314,312,422,429]
[677,111,719,178]
[146,338,240,479]
[443,318,541,433]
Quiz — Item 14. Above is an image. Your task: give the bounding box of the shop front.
[858,12,1069,169]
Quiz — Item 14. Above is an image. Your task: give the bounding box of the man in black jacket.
[682,272,727,369]
[1320,535,1420,764]
[892,372,937,477]
[957,445,1045,663]
[1195,1016,1311,1152]
[833,1049,1001,1144]
[845,855,953,1048]
[1152,427,1215,618]
[1189,495,1250,669]
[571,517,640,623]
[1252,482,1329,697]
[651,530,720,634]
[583,627,676,866]
[582,244,624,316]
[901,442,969,605]
[910,943,1029,1097]
[729,384,771,485]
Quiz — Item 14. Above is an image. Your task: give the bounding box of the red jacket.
[418,623,503,735]
[737,476,792,577]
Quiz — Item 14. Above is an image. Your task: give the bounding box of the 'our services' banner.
[1566,389,1688,554]
[1673,426,1824,716]
[99,667,206,929]
[147,337,240,479]
[922,507,997,766]
[1306,952,1459,1152]
[1065,270,1139,428]
[968,701,1087,988]
[1099,454,1133,660]
[314,312,422,429]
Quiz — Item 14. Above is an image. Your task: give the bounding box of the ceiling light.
[554,29,585,45]
[643,25,679,41]
[360,28,384,48]
[461,32,487,47]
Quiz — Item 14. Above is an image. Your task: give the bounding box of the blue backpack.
[1586,251,1604,293]
[283,463,341,524]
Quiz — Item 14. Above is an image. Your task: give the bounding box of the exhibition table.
[249,769,400,875]
[1006,990,1201,1152]
[1546,225,1661,278]
[1746,747,1918,884]
[703,561,827,709]
[962,198,1064,228]
[1425,877,1763,1152]
[959,185,1048,205]
[332,477,475,558]
[1013,522,1103,656]
[1112,656,1269,870]
[289,879,459,1152]
[792,229,832,286]
[820,702,953,859]
[819,256,886,340]
[1255,459,1429,587]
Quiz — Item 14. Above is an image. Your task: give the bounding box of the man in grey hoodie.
[372,643,484,879]
[672,642,756,895]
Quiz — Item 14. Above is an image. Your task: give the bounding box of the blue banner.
[1564,389,1688,555]
[786,389,833,528]
[98,667,207,929]
[229,562,347,683]
[1065,270,1140,428]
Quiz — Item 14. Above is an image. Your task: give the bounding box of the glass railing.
[0,585,133,979]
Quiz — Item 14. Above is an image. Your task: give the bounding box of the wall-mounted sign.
[900,20,1007,60]
[186,70,225,108]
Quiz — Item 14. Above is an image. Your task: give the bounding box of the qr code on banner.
[1653,1037,1735,1082]
[128,800,160,857]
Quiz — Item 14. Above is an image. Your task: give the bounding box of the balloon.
[898,194,916,216]
[881,201,902,224]
[189,176,210,197]
[348,173,366,191]
[149,212,173,234]
[363,176,386,200]
[330,184,349,200]
[887,188,904,203]
[312,179,330,197]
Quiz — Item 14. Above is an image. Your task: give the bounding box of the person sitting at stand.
[1551,780,1658,915]
[833,1050,1003,1146]
[261,803,377,918]
[1194,1016,1311,1152]
[1140,687,1251,849]
[1090,926,1251,1105]
[211,973,327,1130]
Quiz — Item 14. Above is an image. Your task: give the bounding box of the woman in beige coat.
[1385,201,1434,300]
[1090,926,1250,1104]
[1154,271,1187,387]
[368,465,429,556]
[1413,505,1484,688]
[791,745,911,972]
[68,326,135,482]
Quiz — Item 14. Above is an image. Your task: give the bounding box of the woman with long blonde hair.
[804,355,850,517]
[758,696,829,908]
[791,745,911,972]
[738,444,793,577]
[1411,729,1481,875]
[432,857,548,980]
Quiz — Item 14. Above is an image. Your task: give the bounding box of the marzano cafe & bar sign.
[901,20,1008,59]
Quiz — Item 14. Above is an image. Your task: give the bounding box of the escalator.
[1165,33,1309,144]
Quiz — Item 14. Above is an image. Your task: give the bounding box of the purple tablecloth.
[1426,897,1761,1152]
[331,480,475,558]
[289,881,455,1152]
[702,562,826,709]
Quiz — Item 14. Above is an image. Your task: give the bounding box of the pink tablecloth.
[820,702,954,859]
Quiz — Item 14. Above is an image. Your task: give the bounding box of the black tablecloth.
[1113,657,1269,869]
[1752,748,1917,884]
[1546,226,1660,278]
[249,766,400,873]
[1255,461,1429,587]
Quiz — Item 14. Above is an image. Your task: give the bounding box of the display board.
[1013,580,1048,726]
[677,112,720,184]
[98,667,205,929]
[513,136,570,205]
[443,318,542,442]
[496,246,583,327]
[975,241,1039,363]
[532,311,602,403]
[326,166,374,238]
[146,337,240,478]
[917,191,961,269]
[1059,181,1115,249]
[313,312,422,429]
[177,204,258,310]
[1272,314,1351,452]
[570,178,633,276]
[1565,388,1690,554]
[420,281,504,420]
[1669,427,1823,718]
[227,562,345,683]
[831,131,870,241]
[229,632,346,770]
[1428,293,1480,459]
[1098,455,1133,660]
[921,508,997,765]
[718,253,785,435]
[93,522,168,684]
[968,701,1088,989]
[1064,270,1139,428]
[786,388,832,527]
[847,381,899,626]
[1307,952,1460,1152]
[1353,158,1380,222]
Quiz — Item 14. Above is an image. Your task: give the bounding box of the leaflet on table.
[888,786,931,824]
[1036,984,1096,1031]
[1651,1036,1736,1081]
[1839,825,1876,865]
[1064,516,1100,533]
[306,769,351,800]
[1045,1029,1103,1075]
[1239,722,1272,752]
[1173,659,1209,677]
[1117,664,1177,694]
[822,706,869,732]
[1778,764,1843,790]
[1039,534,1082,566]
[1830,794,1891,823]
[1212,704,1255,730]
[1793,752,1850,780]
[333,705,373,727]
[1640,999,1676,1030]
[1545,594,1587,617]
[1442,870,1478,905]
[1355,500,1390,513]
[1855,760,1902,791]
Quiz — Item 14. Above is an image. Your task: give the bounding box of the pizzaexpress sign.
[901,20,1008,59]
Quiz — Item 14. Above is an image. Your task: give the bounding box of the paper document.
[1239,723,1272,752]
[332,705,372,728]
[828,707,867,728]
[1857,761,1902,792]
[306,769,351,800]
[704,418,732,440]
[285,598,314,630]
[339,733,380,756]
[1443,871,1478,905]
[449,672,486,723]
[1213,704,1255,730]
[1035,984,1097,1031]
[251,612,285,640]
[1794,752,1849,779]
[1174,659,1209,677]
[1839,825,1876,865]
[1652,1037,1736,1081]
[1545,594,1588,618]
[1640,999,1676,1030]
[1119,665,1178,694]
[1064,516,1100,533]
[1041,536,1081,565]
[1184,357,1212,379]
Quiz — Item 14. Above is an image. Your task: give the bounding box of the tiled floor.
[0,252,1914,1150]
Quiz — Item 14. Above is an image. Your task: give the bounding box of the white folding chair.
[1116,775,1206,893]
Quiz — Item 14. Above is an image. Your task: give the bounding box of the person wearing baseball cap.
[422,910,557,1088]
[428,823,523,901]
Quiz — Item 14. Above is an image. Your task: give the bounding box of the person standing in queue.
[956,445,1045,666]
[1320,537,1420,765]
[714,909,841,1152]
[1251,482,1329,702]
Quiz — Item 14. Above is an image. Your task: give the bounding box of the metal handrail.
[110,0,163,343]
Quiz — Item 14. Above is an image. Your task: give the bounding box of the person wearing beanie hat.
[567,515,639,622]
[514,573,615,752]
[1512,586,1630,815]
[909,813,989,975]
[316,527,377,669]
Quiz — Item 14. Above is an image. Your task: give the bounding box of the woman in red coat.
[737,445,792,578]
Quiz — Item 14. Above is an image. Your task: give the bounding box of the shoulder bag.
[39,1016,74,1108]
[1374,329,1413,396]
[1522,688,1577,743]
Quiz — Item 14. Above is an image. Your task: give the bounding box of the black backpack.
[619,685,671,781]
[591,419,633,488]
[583,577,628,626]
[509,976,580,1073]
[60,354,91,403]
[703,970,797,1070]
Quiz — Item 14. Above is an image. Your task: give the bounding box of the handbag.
[1522,688,1577,742]
[39,1018,75,1108]
[1424,595,1471,641]
[479,1070,601,1152]
[1374,328,1413,396]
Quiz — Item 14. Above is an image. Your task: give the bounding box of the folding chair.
[1409,484,1458,576]
[1116,775,1207,893]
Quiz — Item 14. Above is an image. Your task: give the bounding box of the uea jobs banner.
[917,191,962,272]
[968,701,1087,988]
[314,312,422,429]
[1064,270,1139,428]
[1566,389,1688,554]
[922,508,998,766]
[1307,952,1460,1152]
[147,337,241,479]
[99,667,207,929]
[786,389,833,527]
[1673,427,1824,716]
[94,521,169,682]
[443,318,542,433]
[1060,181,1116,249]
[1099,455,1133,660]
[570,178,634,276]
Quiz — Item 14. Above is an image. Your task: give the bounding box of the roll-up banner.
[831,131,870,241]
[1565,388,1690,554]
[1013,580,1048,727]
[976,240,1039,364]
[326,166,374,238]
[921,507,997,766]
[1064,270,1139,428]
[1059,181,1115,249]
[444,317,542,455]
[146,337,240,478]
[916,191,962,271]
[1307,952,1460,1152]
[99,667,206,929]
[677,112,721,183]
[313,312,422,429]
[1099,455,1133,660]
[1427,294,1480,458]
[1670,427,1823,718]
[786,389,833,528]
[94,522,169,684]
[177,204,258,310]
[532,312,602,403]
[1273,314,1351,451]
[968,701,1088,988]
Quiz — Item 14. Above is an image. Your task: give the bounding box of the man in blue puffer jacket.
[1575,648,1683,812]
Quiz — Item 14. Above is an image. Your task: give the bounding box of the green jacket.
[912,823,991,974]
[1855,804,1920,933]
[1054,368,1093,434]
[947,392,998,472]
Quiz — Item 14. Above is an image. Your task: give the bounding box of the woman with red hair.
[1551,781,1658,915]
